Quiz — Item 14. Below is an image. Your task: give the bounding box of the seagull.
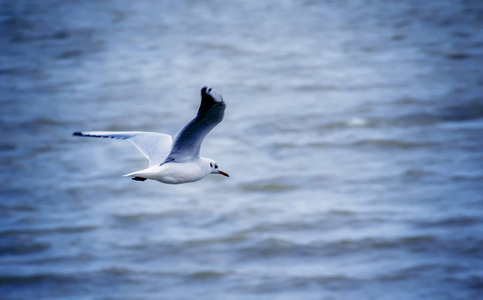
[73,86,229,184]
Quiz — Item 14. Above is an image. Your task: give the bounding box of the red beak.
[218,170,230,177]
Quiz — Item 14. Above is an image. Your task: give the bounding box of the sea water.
[1,0,482,299]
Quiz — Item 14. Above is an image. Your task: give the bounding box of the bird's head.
[207,159,229,177]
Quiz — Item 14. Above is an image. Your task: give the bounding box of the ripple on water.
[0,241,50,256]
[238,180,299,192]
[351,139,437,149]
[235,274,361,294]
[0,225,97,237]
[416,216,483,228]
[0,204,37,213]
[222,232,453,262]
[111,210,188,225]
[0,273,75,286]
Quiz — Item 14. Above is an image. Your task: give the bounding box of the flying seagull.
[73,87,229,184]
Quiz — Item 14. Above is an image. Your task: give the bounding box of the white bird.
[73,86,229,184]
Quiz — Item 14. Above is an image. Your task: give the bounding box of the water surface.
[1,0,482,299]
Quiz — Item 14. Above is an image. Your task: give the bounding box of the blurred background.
[1,0,482,299]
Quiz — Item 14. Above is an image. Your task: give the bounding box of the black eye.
[210,163,213,167]
[215,164,218,169]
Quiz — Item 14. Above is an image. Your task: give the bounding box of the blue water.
[1,0,482,299]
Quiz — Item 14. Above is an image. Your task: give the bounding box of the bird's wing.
[164,87,226,162]
[73,131,172,166]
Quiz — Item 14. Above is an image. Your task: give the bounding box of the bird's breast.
[154,161,208,184]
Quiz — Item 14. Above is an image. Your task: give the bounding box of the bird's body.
[124,157,214,184]
[73,87,229,184]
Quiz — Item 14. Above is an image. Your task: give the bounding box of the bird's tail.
[123,169,149,181]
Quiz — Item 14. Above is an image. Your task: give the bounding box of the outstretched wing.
[73,131,172,166]
[164,87,226,162]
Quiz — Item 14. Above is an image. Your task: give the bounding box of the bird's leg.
[132,177,147,181]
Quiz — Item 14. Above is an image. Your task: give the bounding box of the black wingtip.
[72,131,83,136]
